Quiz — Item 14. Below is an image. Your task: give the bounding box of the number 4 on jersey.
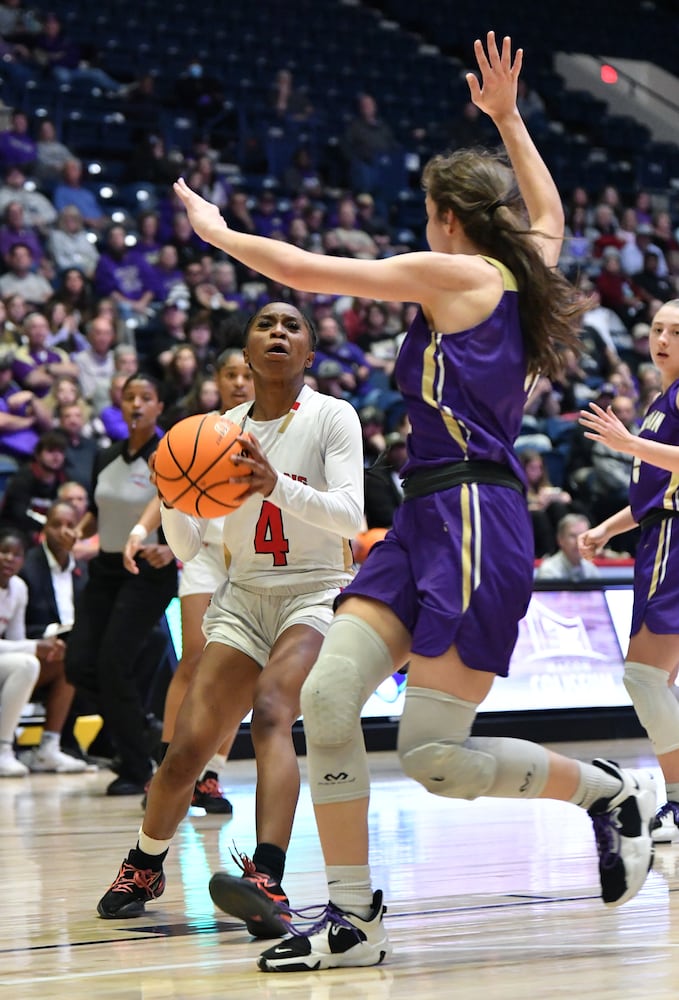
[254,501,290,566]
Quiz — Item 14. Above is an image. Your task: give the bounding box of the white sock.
[204,753,226,776]
[138,827,172,856]
[326,864,373,918]
[571,761,623,811]
[40,731,60,750]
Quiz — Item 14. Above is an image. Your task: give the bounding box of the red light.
[601,64,618,84]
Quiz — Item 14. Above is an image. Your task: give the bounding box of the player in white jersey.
[123,347,255,813]
[97,302,364,936]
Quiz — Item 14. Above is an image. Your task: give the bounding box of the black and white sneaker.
[258,890,391,972]
[588,758,655,906]
[651,801,679,844]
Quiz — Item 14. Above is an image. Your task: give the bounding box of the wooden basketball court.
[1,738,677,999]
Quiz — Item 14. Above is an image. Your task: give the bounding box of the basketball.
[352,527,388,564]
[154,413,252,517]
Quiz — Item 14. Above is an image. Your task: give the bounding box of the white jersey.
[0,576,38,654]
[161,386,364,595]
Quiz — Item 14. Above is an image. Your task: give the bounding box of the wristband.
[129,523,148,542]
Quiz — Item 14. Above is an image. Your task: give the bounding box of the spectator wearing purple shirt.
[11,311,79,399]
[94,225,156,321]
[310,314,374,407]
[146,245,185,304]
[0,201,43,263]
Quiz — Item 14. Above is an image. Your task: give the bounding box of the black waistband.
[402,460,524,501]
[639,508,679,532]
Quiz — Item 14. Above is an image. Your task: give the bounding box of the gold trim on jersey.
[460,484,482,610]
[422,332,469,455]
[648,519,672,599]
[479,255,518,291]
[661,472,679,511]
[342,538,353,573]
[222,544,232,571]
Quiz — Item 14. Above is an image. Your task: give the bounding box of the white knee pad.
[398,687,550,801]
[301,614,395,805]
[623,660,679,756]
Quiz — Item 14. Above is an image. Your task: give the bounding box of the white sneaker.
[0,746,29,777]
[651,801,679,844]
[258,891,391,972]
[24,745,88,773]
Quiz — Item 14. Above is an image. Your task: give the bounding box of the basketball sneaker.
[257,891,391,972]
[97,858,166,919]
[191,771,233,814]
[0,744,28,777]
[588,758,655,906]
[209,851,290,938]
[651,801,679,844]
[23,745,88,773]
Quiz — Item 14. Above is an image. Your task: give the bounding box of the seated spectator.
[633,250,674,321]
[325,195,378,260]
[160,344,199,410]
[620,223,669,280]
[357,404,386,466]
[98,373,129,442]
[0,200,43,263]
[0,242,53,306]
[340,92,398,196]
[521,448,573,558]
[50,266,97,326]
[535,513,602,582]
[192,259,247,316]
[0,110,36,172]
[0,165,57,231]
[56,402,101,490]
[364,430,406,529]
[186,155,230,210]
[0,526,65,777]
[186,310,218,373]
[19,500,90,772]
[53,159,108,230]
[11,310,78,397]
[146,301,188,372]
[94,224,156,321]
[0,347,51,460]
[71,316,116,413]
[636,360,662,415]
[169,209,211,266]
[128,210,162,269]
[250,189,287,239]
[595,247,645,329]
[44,298,87,355]
[29,11,123,95]
[57,480,98,560]
[148,245,185,304]
[34,118,74,187]
[112,342,138,379]
[2,291,27,344]
[47,206,99,279]
[0,429,67,545]
[160,373,220,430]
[268,67,314,124]
[310,314,373,408]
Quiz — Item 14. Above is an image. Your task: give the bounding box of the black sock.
[129,845,168,872]
[252,843,286,884]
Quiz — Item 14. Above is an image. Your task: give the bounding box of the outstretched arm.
[466,31,564,266]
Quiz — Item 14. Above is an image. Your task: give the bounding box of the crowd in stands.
[0,0,677,775]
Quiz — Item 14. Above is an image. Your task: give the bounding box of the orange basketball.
[154,413,252,517]
[352,527,388,564]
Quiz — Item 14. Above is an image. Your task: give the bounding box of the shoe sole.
[209,873,290,938]
[605,771,656,907]
[651,828,679,844]
[258,939,392,972]
[97,899,147,919]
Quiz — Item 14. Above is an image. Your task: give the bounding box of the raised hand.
[173,177,228,243]
[579,402,636,454]
[466,30,522,121]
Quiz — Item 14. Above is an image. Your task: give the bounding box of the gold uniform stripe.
[479,255,518,292]
[422,332,468,454]
[648,520,672,599]
[661,472,679,512]
[460,483,472,610]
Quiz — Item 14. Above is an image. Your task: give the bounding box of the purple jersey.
[394,257,527,484]
[628,379,679,522]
